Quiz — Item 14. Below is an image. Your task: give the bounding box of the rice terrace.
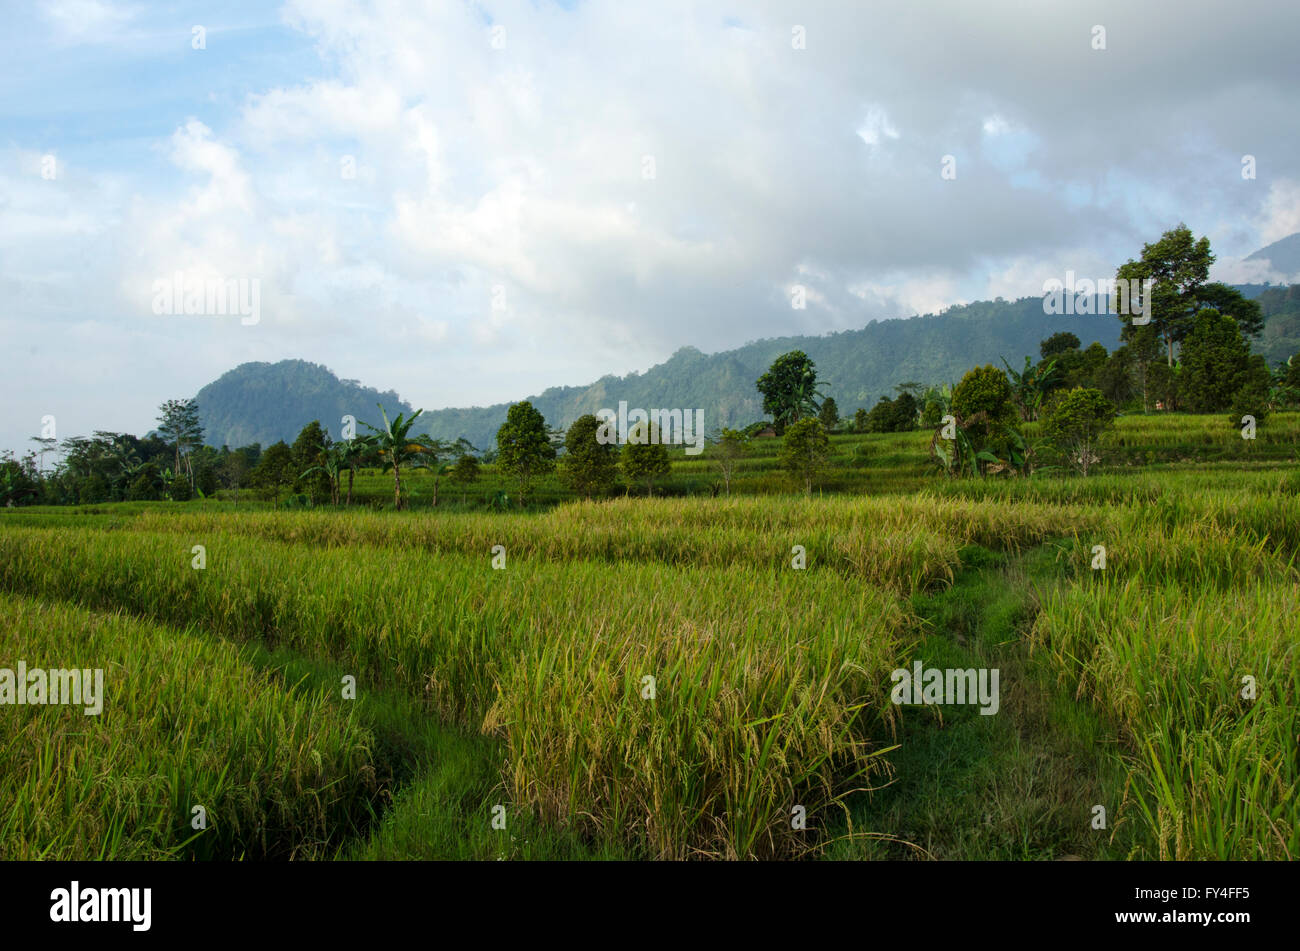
[1,5,1297,927]
[3,405,1297,862]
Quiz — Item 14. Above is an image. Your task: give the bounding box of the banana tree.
[360,405,428,510]
[0,466,36,507]
[929,411,979,477]
[782,371,830,429]
[1002,356,1058,422]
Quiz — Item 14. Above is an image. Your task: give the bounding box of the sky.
[3,0,1300,454]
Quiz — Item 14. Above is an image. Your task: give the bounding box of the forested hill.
[196,360,412,449]
[193,286,1300,452]
[414,297,1124,449]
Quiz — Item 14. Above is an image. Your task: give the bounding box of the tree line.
[6,225,1298,507]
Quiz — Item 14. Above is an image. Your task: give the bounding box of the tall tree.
[251,441,296,504]
[561,414,619,499]
[621,421,671,496]
[448,450,481,504]
[1115,224,1214,366]
[1045,388,1116,476]
[1179,309,1252,412]
[156,398,204,488]
[495,401,556,504]
[292,420,332,503]
[756,351,825,434]
[818,396,840,432]
[950,364,1017,474]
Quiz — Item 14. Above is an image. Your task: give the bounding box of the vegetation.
[2,231,1296,863]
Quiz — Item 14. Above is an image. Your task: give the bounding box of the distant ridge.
[411,296,1124,449]
[1245,232,1300,277]
[195,359,413,449]
[192,282,1300,452]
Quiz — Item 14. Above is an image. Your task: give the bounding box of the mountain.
[1245,232,1300,277]
[195,359,413,449]
[413,296,1125,449]
[193,285,1300,452]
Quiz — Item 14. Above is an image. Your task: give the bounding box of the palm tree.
[360,405,428,510]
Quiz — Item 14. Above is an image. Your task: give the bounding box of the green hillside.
[196,359,413,449]
[190,287,1300,451]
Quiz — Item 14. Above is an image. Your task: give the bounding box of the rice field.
[0,417,1295,860]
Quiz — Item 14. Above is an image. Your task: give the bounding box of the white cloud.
[42,0,138,43]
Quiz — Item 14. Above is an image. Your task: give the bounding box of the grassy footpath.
[824,545,1133,860]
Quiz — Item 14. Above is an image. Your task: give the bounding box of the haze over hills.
[197,297,1128,450]
[1245,232,1300,277]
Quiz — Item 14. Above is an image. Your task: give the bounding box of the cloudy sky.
[3,0,1299,453]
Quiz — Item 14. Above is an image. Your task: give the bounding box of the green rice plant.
[0,523,914,859]
[0,593,376,860]
[4,495,1086,591]
[1030,578,1297,859]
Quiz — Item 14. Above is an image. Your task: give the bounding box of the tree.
[1045,388,1115,476]
[292,421,332,503]
[1189,282,1263,340]
[951,364,1017,470]
[336,438,368,506]
[361,404,429,510]
[864,395,901,433]
[1179,309,1251,413]
[156,398,204,489]
[1003,355,1058,421]
[561,414,619,499]
[621,421,671,496]
[301,439,358,506]
[888,391,919,431]
[449,451,481,503]
[710,428,748,495]
[1040,332,1081,360]
[818,397,840,432]
[496,401,556,504]
[252,441,296,503]
[0,453,39,507]
[1095,347,1134,410]
[29,436,57,477]
[853,408,869,433]
[756,351,825,434]
[1126,325,1163,412]
[1230,355,1272,427]
[1116,224,1214,366]
[780,418,830,495]
[412,435,457,506]
[218,448,249,506]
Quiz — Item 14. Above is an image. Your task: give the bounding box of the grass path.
[824,544,1136,860]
